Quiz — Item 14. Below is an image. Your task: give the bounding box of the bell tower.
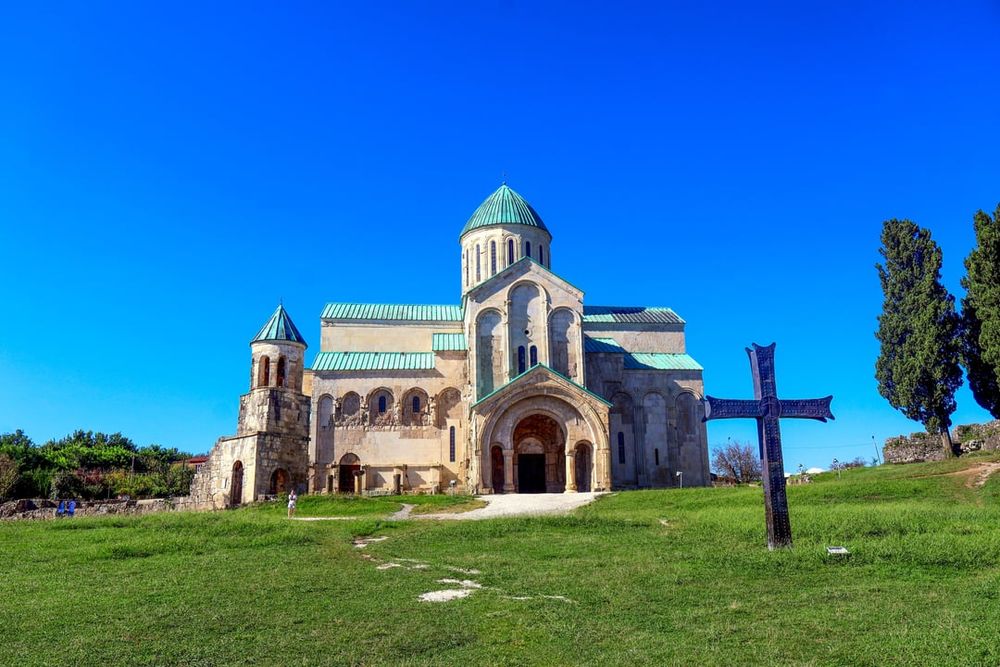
[240,304,309,434]
[187,304,312,509]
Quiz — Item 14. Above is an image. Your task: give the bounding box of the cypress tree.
[875,219,963,456]
[961,205,1000,418]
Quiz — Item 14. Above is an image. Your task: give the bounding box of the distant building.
[188,184,710,508]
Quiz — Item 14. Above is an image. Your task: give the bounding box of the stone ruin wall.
[0,497,197,521]
[884,420,1000,464]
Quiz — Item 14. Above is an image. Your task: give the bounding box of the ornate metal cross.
[704,343,834,549]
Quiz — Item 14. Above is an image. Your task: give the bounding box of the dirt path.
[293,493,604,523]
[413,492,605,521]
[961,461,1000,488]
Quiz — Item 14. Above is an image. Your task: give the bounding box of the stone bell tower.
[241,304,309,435]
[187,304,312,509]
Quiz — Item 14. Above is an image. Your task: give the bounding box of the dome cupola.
[460,184,549,238]
[459,184,553,294]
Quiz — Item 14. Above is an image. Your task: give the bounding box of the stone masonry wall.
[884,420,1000,464]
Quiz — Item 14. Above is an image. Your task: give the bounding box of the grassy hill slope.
[3,455,1000,666]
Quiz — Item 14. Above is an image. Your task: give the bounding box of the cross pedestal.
[704,343,834,549]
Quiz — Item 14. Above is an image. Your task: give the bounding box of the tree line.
[0,429,195,501]
[876,205,1000,456]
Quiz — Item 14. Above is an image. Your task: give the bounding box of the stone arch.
[367,388,395,427]
[338,453,360,494]
[276,356,287,387]
[230,460,244,507]
[257,356,270,388]
[317,394,334,428]
[610,392,637,485]
[402,387,429,426]
[642,392,669,486]
[673,390,705,485]
[270,468,289,494]
[508,282,546,375]
[548,308,578,379]
[476,309,504,399]
[513,413,565,493]
[338,391,361,426]
[436,387,462,427]
[478,389,610,493]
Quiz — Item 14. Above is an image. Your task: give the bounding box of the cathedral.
[188,184,710,508]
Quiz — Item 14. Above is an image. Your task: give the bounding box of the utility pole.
[872,435,882,465]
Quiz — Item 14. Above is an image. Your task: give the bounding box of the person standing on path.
[287,489,297,518]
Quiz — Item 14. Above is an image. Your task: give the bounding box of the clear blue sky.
[2,2,999,470]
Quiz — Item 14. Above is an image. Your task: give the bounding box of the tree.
[875,219,964,456]
[711,441,761,483]
[961,205,1000,418]
[0,454,18,501]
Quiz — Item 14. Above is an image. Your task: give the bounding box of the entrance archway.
[270,468,289,495]
[338,453,360,493]
[230,461,244,507]
[491,446,504,494]
[575,443,592,492]
[513,414,565,493]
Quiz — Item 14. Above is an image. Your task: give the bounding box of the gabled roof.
[465,256,584,300]
[311,351,435,371]
[252,305,307,346]
[461,184,550,238]
[582,306,685,325]
[583,336,703,371]
[322,303,463,322]
[432,333,467,351]
[472,364,612,408]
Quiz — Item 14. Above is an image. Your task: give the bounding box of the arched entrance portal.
[575,443,592,492]
[270,468,289,495]
[491,446,504,494]
[230,461,244,507]
[513,414,565,493]
[338,453,360,493]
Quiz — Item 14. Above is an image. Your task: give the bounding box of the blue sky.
[2,2,999,469]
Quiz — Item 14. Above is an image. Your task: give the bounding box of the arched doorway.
[230,461,244,507]
[270,468,289,495]
[338,453,360,493]
[575,443,592,492]
[491,446,504,494]
[513,414,565,493]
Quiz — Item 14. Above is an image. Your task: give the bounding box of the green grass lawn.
[3,456,1000,666]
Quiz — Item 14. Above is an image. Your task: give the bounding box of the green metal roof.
[583,337,626,353]
[582,306,685,325]
[321,303,463,322]
[432,333,467,351]
[472,364,612,408]
[311,351,436,371]
[252,304,307,346]
[460,184,549,238]
[583,336,702,371]
[624,353,703,371]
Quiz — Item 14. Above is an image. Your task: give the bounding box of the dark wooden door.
[518,454,546,493]
[339,465,359,493]
[230,461,244,507]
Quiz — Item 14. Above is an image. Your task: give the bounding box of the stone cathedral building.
[189,184,709,508]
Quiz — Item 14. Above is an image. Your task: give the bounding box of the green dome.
[252,304,307,346]
[460,184,549,238]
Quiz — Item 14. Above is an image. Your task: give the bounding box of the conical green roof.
[460,184,549,237]
[252,304,307,346]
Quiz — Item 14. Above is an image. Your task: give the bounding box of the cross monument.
[704,343,834,549]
